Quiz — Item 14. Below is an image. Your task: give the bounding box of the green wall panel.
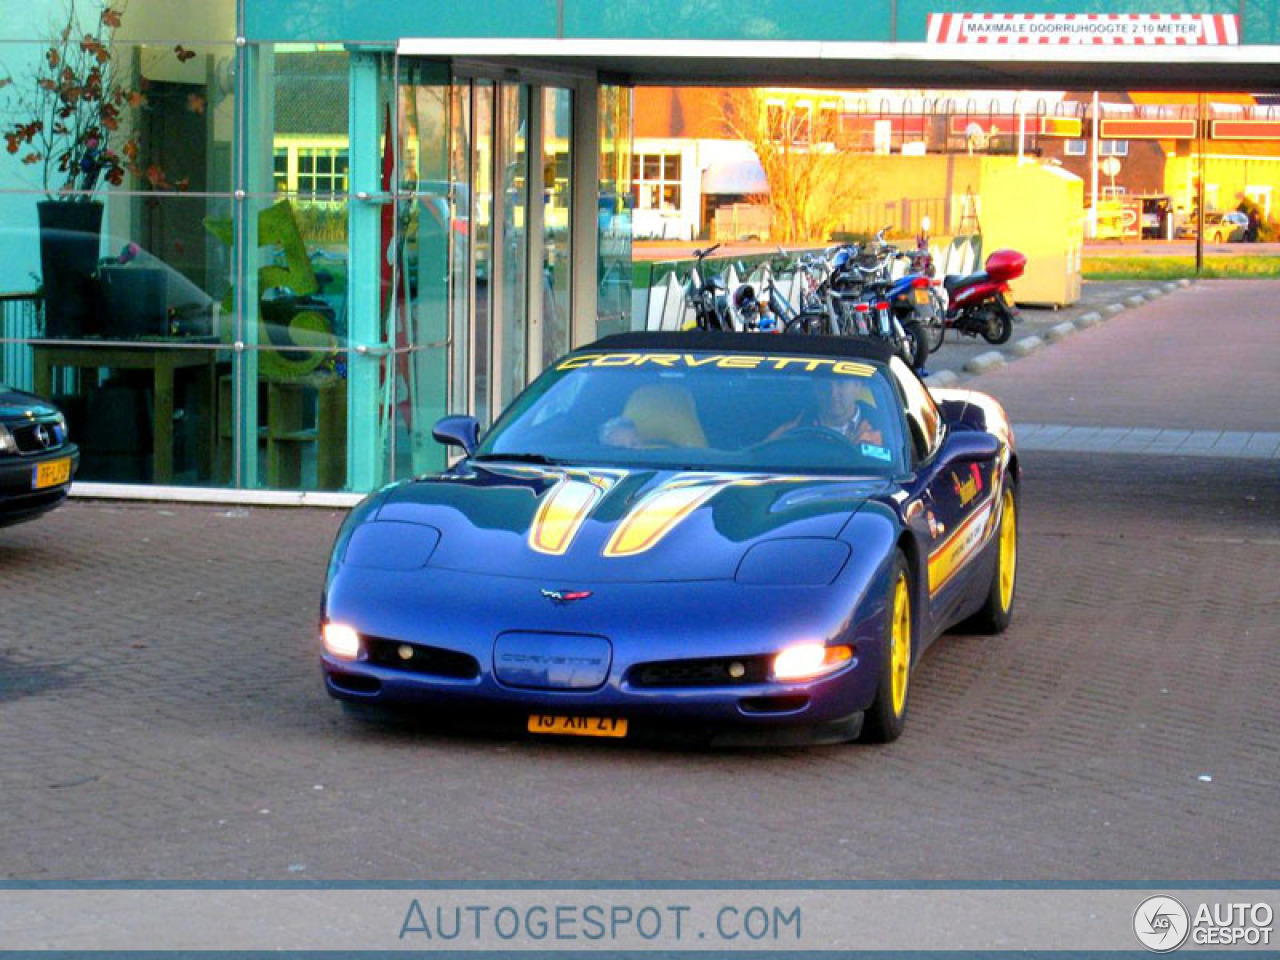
[564,0,894,41]
[245,0,558,43]
[1244,0,1280,42]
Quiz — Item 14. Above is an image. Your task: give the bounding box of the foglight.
[322,623,361,660]
[772,643,853,682]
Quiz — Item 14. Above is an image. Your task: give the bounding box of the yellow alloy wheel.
[890,571,911,718]
[998,488,1017,613]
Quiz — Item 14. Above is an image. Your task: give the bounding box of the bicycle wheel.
[784,312,824,335]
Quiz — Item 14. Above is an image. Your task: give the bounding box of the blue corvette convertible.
[321,332,1019,744]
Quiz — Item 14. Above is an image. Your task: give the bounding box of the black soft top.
[583,331,895,364]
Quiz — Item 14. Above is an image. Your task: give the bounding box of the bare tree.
[718,89,862,244]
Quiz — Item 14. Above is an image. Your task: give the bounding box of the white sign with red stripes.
[926,13,1240,45]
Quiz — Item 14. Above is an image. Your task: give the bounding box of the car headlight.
[0,423,15,455]
[771,642,853,682]
[735,539,851,585]
[322,622,362,660]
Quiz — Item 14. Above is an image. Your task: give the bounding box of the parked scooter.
[939,248,1026,345]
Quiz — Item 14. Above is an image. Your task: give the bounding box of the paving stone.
[1124,294,1147,308]
[1046,321,1076,342]
[1074,311,1103,329]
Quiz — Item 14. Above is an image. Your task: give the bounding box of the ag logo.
[1134,895,1190,952]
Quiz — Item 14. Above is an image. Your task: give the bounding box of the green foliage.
[1083,256,1280,281]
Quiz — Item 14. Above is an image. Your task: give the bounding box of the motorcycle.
[683,244,734,331]
[938,248,1026,346]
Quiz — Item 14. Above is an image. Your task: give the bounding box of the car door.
[889,360,996,635]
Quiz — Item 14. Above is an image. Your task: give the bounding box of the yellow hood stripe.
[602,480,729,558]
[528,472,618,556]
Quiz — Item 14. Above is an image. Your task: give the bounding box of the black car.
[0,385,79,528]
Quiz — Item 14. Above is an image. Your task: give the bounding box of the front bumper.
[320,613,883,745]
[0,444,80,528]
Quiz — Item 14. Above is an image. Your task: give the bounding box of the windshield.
[474,350,908,475]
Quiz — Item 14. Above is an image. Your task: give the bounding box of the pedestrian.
[1246,208,1261,243]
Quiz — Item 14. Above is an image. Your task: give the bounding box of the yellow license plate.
[33,458,72,490]
[527,714,628,738]
[913,289,931,304]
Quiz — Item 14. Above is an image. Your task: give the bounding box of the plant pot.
[38,200,104,339]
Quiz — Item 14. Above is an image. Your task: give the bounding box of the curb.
[1046,321,1076,342]
[924,368,960,388]
[964,351,1006,374]
[1010,335,1043,357]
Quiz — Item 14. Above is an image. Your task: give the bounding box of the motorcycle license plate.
[913,289,931,304]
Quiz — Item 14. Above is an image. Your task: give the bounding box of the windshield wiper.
[471,452,562,466]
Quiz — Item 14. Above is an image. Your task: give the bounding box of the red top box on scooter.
[985,249,1026,283]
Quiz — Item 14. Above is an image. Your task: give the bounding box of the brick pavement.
[3,282,1278,882]
[2,457,1277,882]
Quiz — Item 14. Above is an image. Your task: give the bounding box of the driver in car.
[768,377,884,446]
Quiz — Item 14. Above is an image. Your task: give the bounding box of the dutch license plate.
[913,289,931,304]
[32,458,71,490]
[527,714,628,738]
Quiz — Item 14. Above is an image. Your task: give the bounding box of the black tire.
[860,550,913,744]
[900,319,929,371]
[981,301,1015,344]
[960,484,1018,634]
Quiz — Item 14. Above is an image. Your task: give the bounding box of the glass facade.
[8,0,1257,496]
[0,1,637,495]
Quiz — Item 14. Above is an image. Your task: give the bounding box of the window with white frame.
[296,146,349,196]
[272,143,351,196]
[1065,139,1128,157]
[631,152,682,211]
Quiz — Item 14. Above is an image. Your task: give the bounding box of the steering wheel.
[777,426,856,448]
[751,425,857,455]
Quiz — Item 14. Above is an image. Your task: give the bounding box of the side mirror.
[940,429,999,466]
[431,415,479,456]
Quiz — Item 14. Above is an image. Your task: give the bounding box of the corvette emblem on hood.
[541,588,593,604]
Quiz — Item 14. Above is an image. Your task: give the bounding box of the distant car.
[1179,211,1248,243]
[320,332,1021,746]
[0,386,79,528]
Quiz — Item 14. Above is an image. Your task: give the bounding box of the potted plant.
[1,1,188,336]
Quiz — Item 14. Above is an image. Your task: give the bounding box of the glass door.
[538,87,573,375]
[395,63,580,453]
